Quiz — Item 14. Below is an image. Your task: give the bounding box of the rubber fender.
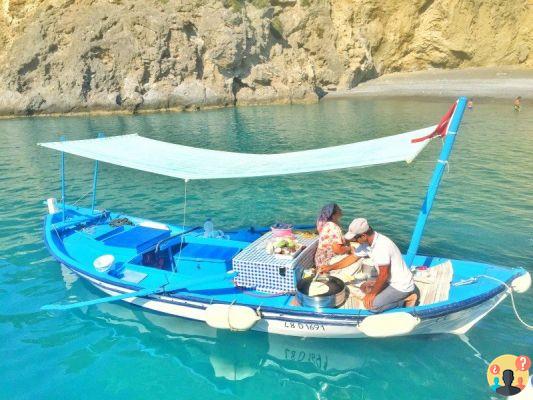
[47,198,59,214]
[511,271,531,294]
[359,312,420,338]
[205,304,260,331]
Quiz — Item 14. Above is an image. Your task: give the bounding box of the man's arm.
[370,265,390,294]
[320,251,362,273]
[332,242,351,255]
[363,265,390,309]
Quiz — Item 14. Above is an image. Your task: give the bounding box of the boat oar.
[41,271,236,311]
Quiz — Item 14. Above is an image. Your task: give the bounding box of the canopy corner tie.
[438,159,450,173]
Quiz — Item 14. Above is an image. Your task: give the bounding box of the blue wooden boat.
[40,97,531,338]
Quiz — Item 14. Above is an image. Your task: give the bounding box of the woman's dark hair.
[316,203,342,231]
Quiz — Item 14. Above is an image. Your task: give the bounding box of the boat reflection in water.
[86,298,492,399]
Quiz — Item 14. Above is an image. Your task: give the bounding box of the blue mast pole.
[405,96,468,266]
[91,133,104,213]
[60,135,66,222]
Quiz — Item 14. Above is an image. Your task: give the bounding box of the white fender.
[93,254,115,273]
[205,304,260,331]
[511,271,531,294]
[47,198,59,214]
[359,312,420,338]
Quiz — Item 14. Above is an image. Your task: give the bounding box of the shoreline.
[324,67,533,101]
[0,67,531,120]
[0,103,228,120]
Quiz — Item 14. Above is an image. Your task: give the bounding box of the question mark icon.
[515,355,531,371]
[491,364,500,374]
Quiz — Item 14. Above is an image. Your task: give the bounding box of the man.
[514,96,521,112]
[319,218,415,312]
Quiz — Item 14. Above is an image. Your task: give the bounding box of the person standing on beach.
[514,96,521,112]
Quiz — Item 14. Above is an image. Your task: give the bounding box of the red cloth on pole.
[411,102,457,143]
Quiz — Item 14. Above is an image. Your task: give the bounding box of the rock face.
[0,0,531,116]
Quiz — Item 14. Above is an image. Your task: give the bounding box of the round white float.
[205,304,260,331]
[47,198,59,214]
[359,312,420,337]
[511,271,531,294]
[93,254,115,273]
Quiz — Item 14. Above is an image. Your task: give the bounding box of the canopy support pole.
[91,133,104,213]
[173,178,189,273]
[405,97,468,266]
[60,136,66,222]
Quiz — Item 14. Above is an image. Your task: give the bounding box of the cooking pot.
[296,275,347,310]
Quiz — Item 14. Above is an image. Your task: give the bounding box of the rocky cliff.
[0,0,531,116]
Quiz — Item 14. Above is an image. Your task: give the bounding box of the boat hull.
[69,264,509,339]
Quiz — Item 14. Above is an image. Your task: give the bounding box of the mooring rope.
[479,274,532,330]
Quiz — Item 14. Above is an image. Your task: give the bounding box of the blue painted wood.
[41,271,237,311]
[102,226,170,252]
[60,135,66,222]
[405,97,468,266]
[42,287,164,311]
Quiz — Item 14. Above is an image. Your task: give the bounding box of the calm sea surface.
[0,98,532,399]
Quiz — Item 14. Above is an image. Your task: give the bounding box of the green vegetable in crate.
[275,239,288,248]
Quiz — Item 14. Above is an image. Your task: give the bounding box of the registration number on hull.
[283,321,326,331]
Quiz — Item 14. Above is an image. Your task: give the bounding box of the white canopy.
[39,126,436,180]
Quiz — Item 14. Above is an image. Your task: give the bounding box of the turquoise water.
[1,98,532,399]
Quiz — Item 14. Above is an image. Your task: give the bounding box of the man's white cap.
[345,218,369,240]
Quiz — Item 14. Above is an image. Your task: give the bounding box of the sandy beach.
[325,67,533,101]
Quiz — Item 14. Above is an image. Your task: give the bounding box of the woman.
[314,203,352,266]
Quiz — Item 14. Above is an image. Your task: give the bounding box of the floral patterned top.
[314,221,344,266]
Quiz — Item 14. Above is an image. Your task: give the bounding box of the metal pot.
[296,275,347,310]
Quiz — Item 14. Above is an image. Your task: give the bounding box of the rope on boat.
[72,187,94,206]
[174,179,189,273]
[238,288,295,298]
[52,223,61,239]
[479,275,532,330]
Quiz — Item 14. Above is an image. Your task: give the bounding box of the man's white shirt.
[355,232,415,292]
